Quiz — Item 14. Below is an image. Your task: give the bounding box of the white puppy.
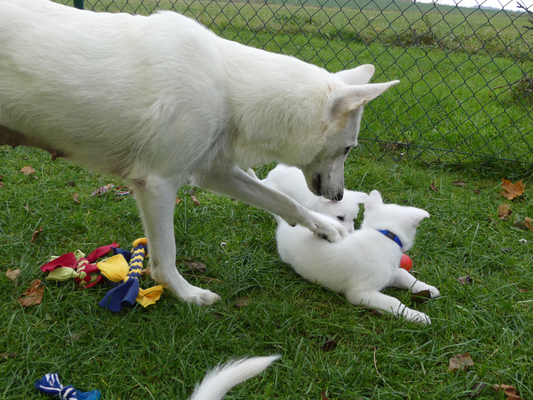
[249,164,368,232]
[190,356,279,400]
[0,0,399,305]
[276,190,440,324]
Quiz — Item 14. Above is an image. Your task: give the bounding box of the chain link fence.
[59,0,533,166]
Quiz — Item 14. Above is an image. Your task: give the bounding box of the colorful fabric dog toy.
[39,239,164,312]
[35,373,100,400]
[40,243,119,288]
[98,238,164,312]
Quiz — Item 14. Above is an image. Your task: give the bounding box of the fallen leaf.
[492,384,521,400]
[322,340,337,352]
[65,332,82,343]
[72,193,80,203]
[21,165,36,175]
[18,279,44,307]
[501,179,525,200]
[458,275,473,284]
[176,196,182,205]
[0,352,17,362]
[448,353,474,372]
[191,195,201,206]
[183,260,207,273]
[411,289,432,304]
[498,204,512,219]
[452,180,466,187]
[31,226,43,242]
[0,182,4,189]
[6,268,21,281]
[321,391,330,400]
[234,297,252,308]
[430,182,438,193]
[24,204,30,212]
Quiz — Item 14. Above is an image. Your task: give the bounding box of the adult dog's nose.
[332,191,343,202]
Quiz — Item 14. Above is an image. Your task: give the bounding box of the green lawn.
[1,146,533,399]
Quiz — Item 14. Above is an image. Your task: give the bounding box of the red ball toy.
[400,254,412,271]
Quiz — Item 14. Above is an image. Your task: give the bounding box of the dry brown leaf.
[458,275,473,285]
[448,353,474,372]
[23,204,30,212]
[31,226,43,242]
[322,340,337,352]
[525,217,533,231]
[176,196,182,205]
[501,179,525,200]
[184,260,207,273]
[492,384,521,400]
[411,289,432,304]
[191,195,201,206]
[72,193,80,203]
[18,279,44,307]
[234,297,252,308]
[6,268,21,281]
[498,204,512,219]
[0,182,4,189]
[430,182,439,193]
[321,391,330,400]
[21,165,36,175]
[452,180,467,187]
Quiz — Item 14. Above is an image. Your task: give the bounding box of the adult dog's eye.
[337,216,345,221]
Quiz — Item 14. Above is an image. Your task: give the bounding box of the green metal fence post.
[74,0,84,9]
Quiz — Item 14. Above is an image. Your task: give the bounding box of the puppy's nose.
[332,191,343,201]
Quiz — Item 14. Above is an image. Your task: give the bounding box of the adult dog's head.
[298,65,399,201]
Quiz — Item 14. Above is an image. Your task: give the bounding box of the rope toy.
[35,373,100,400]
[39,239,164,312]
[98,238,164,312]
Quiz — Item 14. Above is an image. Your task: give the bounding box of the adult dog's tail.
[190,355,280,400]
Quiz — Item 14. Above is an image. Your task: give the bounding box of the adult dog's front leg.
[195,166,348,242]
[131,176,220,306]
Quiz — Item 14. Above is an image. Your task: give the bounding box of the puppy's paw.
[428,285,441,298]
[180,287,221,306]
[403,308,431,324]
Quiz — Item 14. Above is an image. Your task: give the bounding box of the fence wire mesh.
[58,0,533,166]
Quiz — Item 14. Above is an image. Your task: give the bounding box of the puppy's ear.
[331,80,400,118]
[364,190,383,211]
[335,64,375,85]
[411,209,430,227]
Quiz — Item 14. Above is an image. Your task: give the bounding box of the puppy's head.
[362,190,430,251]
[317,190,368,232]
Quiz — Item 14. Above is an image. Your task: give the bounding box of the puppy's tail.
[190,355,280,400]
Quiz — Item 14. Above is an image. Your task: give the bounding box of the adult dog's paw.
[309,211,349,242]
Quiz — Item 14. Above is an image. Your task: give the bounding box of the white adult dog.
[0,0,399,305]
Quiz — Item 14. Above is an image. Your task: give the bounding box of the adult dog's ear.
[335,64,375,85]
[331,80,400,119]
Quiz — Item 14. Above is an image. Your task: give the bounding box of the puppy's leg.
[346,290,431,324]
[392,268,441,298]
[131,176,220,306]
[195,166,348,242]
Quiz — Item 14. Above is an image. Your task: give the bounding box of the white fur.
[249,164,368,232]
[0,0,399,305]
[190,356,280,400]
[276,190,440,324]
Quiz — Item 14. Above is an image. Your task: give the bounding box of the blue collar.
[378,230,403,248]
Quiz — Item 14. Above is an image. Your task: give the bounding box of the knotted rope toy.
[98,238,164,312]
[35,373,100,400]
[40,239,164,312]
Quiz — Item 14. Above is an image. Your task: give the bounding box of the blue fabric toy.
[35,373,101,400]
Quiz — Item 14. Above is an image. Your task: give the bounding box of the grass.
[1,145,533,399]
